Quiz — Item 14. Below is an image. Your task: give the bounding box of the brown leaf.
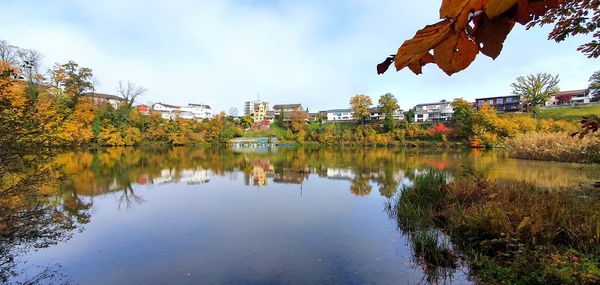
[528,0,560,15]
[408,53,435,75]
[377,56,394,75]
[440,0,485,31]
[485,0,518,19]
[474,14,515,59]
[394,20,453,72]
[434,31,479,75]
[513,0,533,24]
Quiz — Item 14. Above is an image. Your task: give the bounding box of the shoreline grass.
[388,169,600,284]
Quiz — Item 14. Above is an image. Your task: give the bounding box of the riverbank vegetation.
[388,170,600,284]
[509,133,600,163]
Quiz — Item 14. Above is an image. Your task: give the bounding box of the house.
[324,109,353,122]
[475,95,521,112]
[273,104,304,122]
[272,104,303,116]
[545,89,590,106]
[187,103,213,120]
[414,100,454,123]
[82,92,125,109]
[151,103,213,120]
[244,100,269,122]
[136,104,150,114]
[308,112,321,122]
[369,107,405,121]
[152,103,194,119]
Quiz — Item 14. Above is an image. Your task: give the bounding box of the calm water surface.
[8,147,600,284]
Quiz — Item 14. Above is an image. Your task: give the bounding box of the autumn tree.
[241,114,253,128]
[377,1,599,76]
[290,110,308,133]
[511,73,559,114]
[378,93,399,133]
[117,80,147,108]
[350,94,373,125]
[48,60,93,105]
[590,71,600,102]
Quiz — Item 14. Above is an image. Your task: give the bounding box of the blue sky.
[0,0,597,113]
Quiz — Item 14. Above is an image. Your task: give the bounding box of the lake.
[5,147,600,284]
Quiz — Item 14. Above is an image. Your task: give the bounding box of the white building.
[325,109,353,121]
[152,103,213,120]
[414,100,454,123]
[545,89,590,107]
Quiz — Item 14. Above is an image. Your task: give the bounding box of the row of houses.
[85,88,593,125]
[414,89,593,123]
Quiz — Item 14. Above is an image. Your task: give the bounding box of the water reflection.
[4,147,599,284]
[55,147,599,199]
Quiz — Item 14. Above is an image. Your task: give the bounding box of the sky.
[0,0,597,113]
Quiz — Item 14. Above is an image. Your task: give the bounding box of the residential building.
[136,104,150,114]
[545,89,590,106]
[369,107,405,121]
[187,103,213,119]
[324,109,353,121]
[244,100,269,122]
[414,100,454,123]
[82,92,125,109]
[308,112,321,122]
[273,104,304,122]
[152,102,213,120]
[272,104,303,116]
[475,95,521,112]
[153,103,194,119]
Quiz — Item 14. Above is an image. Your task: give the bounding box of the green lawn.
[537,104,600,120]
[501,104,600,121]
[243,123,290,139]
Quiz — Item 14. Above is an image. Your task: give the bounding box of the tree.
[241,114,253,129]
[228,107,239,117]
[405,108,416,124]
[451,98,475,139]
[290,110,308,133]
[48,61,94,104]
[589,71,600,102]
[377,1,599,76]
[511,73,559,114]
[350,94,372,125]
[117,80,147,108]
[0,40,19,65]
[378,93,399,133]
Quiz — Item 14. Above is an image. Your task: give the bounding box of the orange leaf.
[394,19,452,71]
[485,0,517,19]
[408,53,435,75]
[440,0,485,31]
[434,30,479,75]
[474,14,515,59]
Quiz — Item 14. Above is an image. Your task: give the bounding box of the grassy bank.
[508,133,600,163]
[538,105,600,121]
[501,105,600,122]
[388,170,600,284]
